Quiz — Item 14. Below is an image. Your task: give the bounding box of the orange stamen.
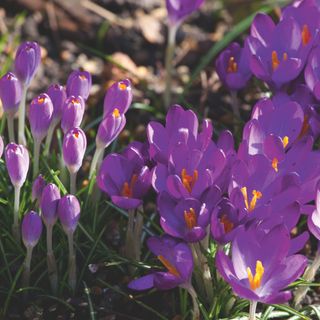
[113,108,120,118]
[71,97,80,105]
[181,169,198,193]
[121,174,138,198]
[272,158,279,172]
[184,208,197,229]
[220,215,234,233]
[241,187,262,212]
[247,260,264,290]
[283,52,288,61]
[302,24,312,46]
[227,56,238,73]
[282,136,289,148]
[272,51,280,71]
[158,255,180,277]
[118,82,127,91]
[73,131,79,138]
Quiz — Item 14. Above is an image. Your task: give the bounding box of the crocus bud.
[96,109,126,149]
[63,127,87,174]
[0,72,22,116]
[58,194,81,234]
[5,143,29,188]
[166,0,204,26]
[14,41,41,86]
[66,70,91,100]
[0,136,4,158]
[22,211,43,248]
[29,93,54,141]
[32,174,46,202]
[61,96,85,134]
[41,183,61,227]
[47,84,67,122]
[103,79,133,116]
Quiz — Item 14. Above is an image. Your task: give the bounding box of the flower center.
[184,208,197,229]
[71,97,81,105]
[181,169,198,193]
[281,136,289,148]
[220,214,234,233]
[79,74,87,80]
[227,56,238,73]
[272,158,279,172]
[241,187,262,212]
[271,51,288,71]
[302,24,311,46]
[121,174,138,198]
[37,96,46,104]
[113,108,120,118]
[118,82,128,91]
[247,260,264,290]
[158,255,180,277]
[73,131,79,139]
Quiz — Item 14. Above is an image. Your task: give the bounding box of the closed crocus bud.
[14,41,41,86]
[61,96,85,134]
[41,183,61,227]
[166,0,204,26]
[58,194,81,234]
[63,127,87,174]
[22,211,43,248]
[5,143,29,188]
[47,84,67,122]
[96,109,126,149]
[29,93,54,141]
[0,72,22,116]
[103,79,133,116]
[66,70,91,100]
[32,174,46,202]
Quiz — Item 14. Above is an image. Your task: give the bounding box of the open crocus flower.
[147,105,213,164]
[158,186,221,242]
[216,41,252,91]
[97,145,151,210]
[216,224,307,304]
[129,235,193,290]
[247,13,306,89]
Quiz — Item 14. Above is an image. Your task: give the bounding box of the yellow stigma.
[282,136,289,148]
[181,169,198,194]
[227,56,238,73]
[184,208,197,229]
[302,24,311,46]
[272,158,279,172]
[247,260,264,290]
[241,187,262,212]
[158,255,180,277]
[37,97,45,104]
[118,82,127,91]
[121,174,138,198]
[113,108,120,118]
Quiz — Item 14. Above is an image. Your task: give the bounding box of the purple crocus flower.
[66,70,91,101]
[305,47,320,101]
[0,72,22,116]
[216,224,307,304]
[32,174,46,202]
[103,79,133,117]
[308,188,320,240]
[216,41,252,90]
[129,235,193,290]
[96,109,126,149]
[21,211,43,248]
[61,96,85,134]
[5,143,29,188]
[41,183,61,227]
[97,145,151,210]
[247,13,306,88]
[158,186,221,242]
[62,127,87,174]
[0,136,4,159]
[47,84,67,123]
[58,194,81,234]
[14,41,41,86]
[166,0,204,27]
[29,93,54,141]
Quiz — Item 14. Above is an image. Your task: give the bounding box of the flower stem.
[46,224,58,294]
[67,231,76,292]
[18,85,27,145]
[164,24,178,108]
[125,209,135,260]
[133,210,144,261]
[294,247,320,307]
[44,119,58,157]
[89,147,103,179]
[33,138,41,179]
[7,114,15,142]
[70,171,77,195]
[249,300,257,320]
[22,246,33,288]
[230,90,240,119]
[13,186,21,242]
[181,283,200,320]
